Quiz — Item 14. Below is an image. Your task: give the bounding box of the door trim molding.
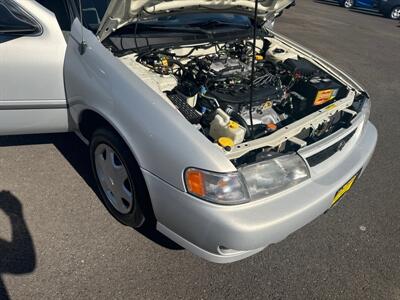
[0,100,67,110]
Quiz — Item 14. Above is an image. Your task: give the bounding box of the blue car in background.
[338,0,400,19]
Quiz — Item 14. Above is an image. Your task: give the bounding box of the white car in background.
[0,0,377,263]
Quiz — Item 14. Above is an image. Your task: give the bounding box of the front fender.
[64,20,235,191]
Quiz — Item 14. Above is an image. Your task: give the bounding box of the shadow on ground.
[0,191,36,300]
[0,134,182,251]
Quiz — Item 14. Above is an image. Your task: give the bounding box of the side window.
[35,0,72,31]
[0,0,41,35]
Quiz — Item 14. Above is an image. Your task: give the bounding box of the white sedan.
[0,0,377,263]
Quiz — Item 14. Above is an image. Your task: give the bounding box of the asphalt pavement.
[0,0,399,299]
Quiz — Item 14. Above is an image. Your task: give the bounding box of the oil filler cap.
[218,137,234,149]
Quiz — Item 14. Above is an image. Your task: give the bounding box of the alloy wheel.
[344,0,354,8]
[391,7,400,19]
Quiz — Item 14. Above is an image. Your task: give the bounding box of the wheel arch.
[80,109,158,226]
[78,109,143,169]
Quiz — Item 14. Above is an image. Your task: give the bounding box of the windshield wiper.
[192,20,252,30]
[138,24,211,35]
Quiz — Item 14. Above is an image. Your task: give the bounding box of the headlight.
[239,154,310,201]
[185,154,310,205]
[185,168,250,205]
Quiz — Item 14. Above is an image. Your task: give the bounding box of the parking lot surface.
[1,0,399,299]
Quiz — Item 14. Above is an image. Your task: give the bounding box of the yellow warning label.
[314,89,335,106]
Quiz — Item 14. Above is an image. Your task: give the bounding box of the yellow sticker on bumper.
[332,170,362,206]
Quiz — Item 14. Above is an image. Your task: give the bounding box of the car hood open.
[96,0,295,41]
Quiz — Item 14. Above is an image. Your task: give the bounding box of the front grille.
[306,130,356,167]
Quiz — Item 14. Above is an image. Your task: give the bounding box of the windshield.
[114,13,255,37]
[107,13,257,55]
[137,13,252,29]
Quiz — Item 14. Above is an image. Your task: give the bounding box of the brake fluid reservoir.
[209,109,246,145]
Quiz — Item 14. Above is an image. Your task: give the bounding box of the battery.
[292,77,347,108]
[289,78,348,119]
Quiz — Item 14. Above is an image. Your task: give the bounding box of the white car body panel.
[0,0,69,135]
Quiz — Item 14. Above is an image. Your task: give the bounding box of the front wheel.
[90,127,154,228]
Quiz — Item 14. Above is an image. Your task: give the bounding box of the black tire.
[90,127,155,228]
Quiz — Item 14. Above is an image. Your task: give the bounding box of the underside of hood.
[96,0,295,41]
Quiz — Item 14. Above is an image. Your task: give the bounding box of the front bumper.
[142,122,378,263]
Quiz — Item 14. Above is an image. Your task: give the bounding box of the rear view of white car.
[0,0,377,263]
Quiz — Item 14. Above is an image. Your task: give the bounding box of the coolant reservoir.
[267,45,298,63]
[210,109,246,145]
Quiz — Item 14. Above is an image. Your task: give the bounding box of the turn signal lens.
[184,168,250,205]
[185,169,206,197]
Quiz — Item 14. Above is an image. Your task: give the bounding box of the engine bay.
[119,37,357,164]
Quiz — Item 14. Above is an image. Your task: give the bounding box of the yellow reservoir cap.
[161,58,169,67]
[218,137,234,148]
[228,121,240,129]
[255,55,264,61]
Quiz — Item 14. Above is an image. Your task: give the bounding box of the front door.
[0,0,69,135]
[356,0,376,8]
